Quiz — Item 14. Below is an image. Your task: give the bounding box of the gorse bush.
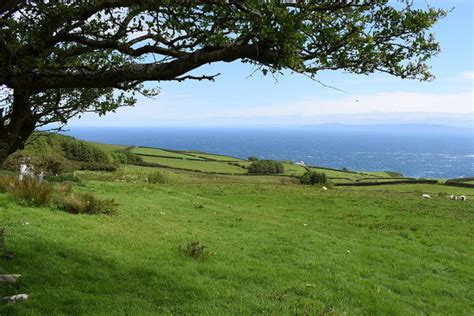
[148,171,167,184]
[300,171,328,186]
[248,160,284,175]
[6,177,54,206]
[59,192,117,215]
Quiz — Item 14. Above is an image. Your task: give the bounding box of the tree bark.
[0,89,36,166]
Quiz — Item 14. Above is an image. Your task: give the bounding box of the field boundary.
[334,179,438,186]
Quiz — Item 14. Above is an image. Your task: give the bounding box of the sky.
[69,0,474,128]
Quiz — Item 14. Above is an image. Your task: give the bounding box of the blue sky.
[70,0,473,128]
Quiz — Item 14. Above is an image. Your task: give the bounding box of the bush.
[300,171,328,185]
[248,156,258,162]
[6,177,54,206]
[59,192,117,215]
[248,160,284,175]
[148,171,167,184]
[62,139,112,164]
[111,150,144,165]
[3,152,76,175]
[180,240,210,260]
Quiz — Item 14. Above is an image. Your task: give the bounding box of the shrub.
[248,156,258,162]
[59,192,117,215]
[62,139,112,164]
[111,151,144,165]
[300,171,328,185]
[180,240,210,260]
[6,178,54,206]
[148,171,167,184]
[248,160,284,175]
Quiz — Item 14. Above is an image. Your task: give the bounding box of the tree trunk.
[0,89,36,166]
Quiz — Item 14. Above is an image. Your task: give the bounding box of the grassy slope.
[140,156,247,174]
[131,147,204,160]
[183,152,242,162]
[1,166,473,314]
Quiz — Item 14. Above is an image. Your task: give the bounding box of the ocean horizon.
[62,124,474,179]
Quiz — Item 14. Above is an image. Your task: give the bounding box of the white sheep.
[322,186,328,191]
[450,194,458,200]
[459,195,466,201]
[422,194,431,199]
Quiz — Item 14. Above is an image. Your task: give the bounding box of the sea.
[62,125,474,179]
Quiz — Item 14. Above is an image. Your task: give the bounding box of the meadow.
[0,142,473,315]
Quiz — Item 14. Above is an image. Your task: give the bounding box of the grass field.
[130,147,204,160]
[140,155,247,174]
[183,152,243,162]
[1,142,473,314]
[0,168,473,314]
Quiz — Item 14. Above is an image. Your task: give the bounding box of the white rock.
[3,294,28,303]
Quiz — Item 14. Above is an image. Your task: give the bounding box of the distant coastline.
[61,124,474,179]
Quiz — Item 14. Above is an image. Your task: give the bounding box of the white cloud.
[210,91,473,118]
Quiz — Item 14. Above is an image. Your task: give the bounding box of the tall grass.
[6,177,54,206]
[59,192,117,215]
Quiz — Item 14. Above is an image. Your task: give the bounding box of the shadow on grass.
[0,236,209,315]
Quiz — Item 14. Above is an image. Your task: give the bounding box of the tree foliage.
[248,160,284,175]
[0,1,447,162]
[300,171,328,185]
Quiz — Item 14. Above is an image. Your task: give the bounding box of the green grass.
[183,152,242,162]
[0,172,473,314]
[309,167,366,181]
[130,147,203,160]
[89,142,128,152]
[140,156,247,174]
[282,163,307,176]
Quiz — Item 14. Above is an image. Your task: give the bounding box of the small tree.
[300,171,327,186]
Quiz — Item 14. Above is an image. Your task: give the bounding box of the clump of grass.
[6,177,54,206]
[59,192,117,215]
[180,240,210,260]
[0,175,14,193]
[148,171,167,184]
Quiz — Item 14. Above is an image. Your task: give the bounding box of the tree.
[0,1,446,164]
[248,160,284,175]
